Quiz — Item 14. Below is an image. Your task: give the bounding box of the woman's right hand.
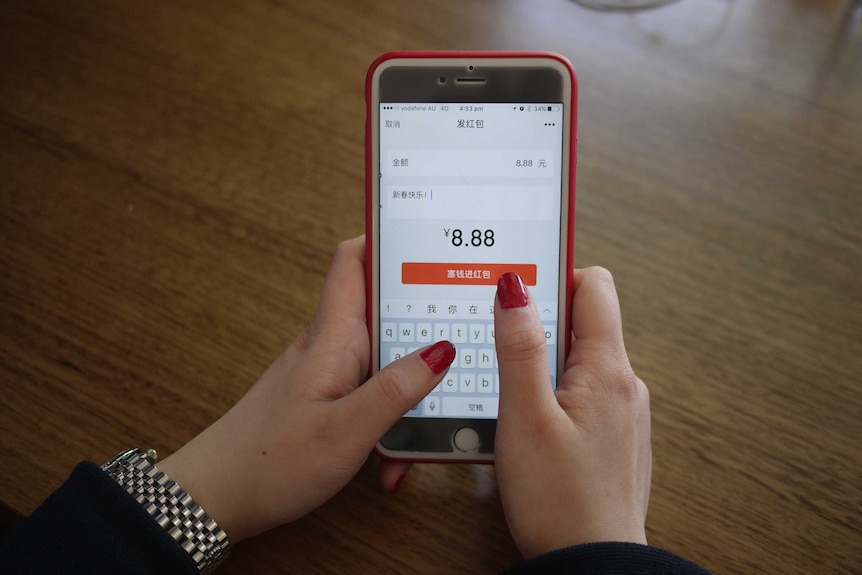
[493,269,652,559]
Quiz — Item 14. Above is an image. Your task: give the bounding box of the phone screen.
[378,102,564,419]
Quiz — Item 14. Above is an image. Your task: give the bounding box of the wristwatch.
[101,448,230,574]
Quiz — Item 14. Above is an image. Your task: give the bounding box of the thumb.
[495,273,558,419]
[344,341,456,440]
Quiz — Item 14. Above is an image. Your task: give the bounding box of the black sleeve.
[0,462,198,575]
[502,541,712,575]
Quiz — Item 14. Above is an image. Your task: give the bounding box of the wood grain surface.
[1,0,860,573]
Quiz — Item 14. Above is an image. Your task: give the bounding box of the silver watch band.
[101,448,230,574]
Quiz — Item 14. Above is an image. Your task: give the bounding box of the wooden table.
[2,1,860,573]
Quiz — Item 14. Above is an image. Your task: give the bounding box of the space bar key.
[441,397,499,417]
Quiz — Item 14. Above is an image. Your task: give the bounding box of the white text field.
[385,185,554,221]
[385,149,556,178]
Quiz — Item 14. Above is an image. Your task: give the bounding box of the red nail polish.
[420,341,456,375]
[497,272,528,309]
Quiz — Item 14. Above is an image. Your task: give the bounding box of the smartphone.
[366,51,576,462]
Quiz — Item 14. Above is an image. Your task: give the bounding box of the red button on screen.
[401,262,537,286]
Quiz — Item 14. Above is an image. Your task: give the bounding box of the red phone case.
[365,51,577,464]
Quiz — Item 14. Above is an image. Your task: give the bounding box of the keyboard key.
[460,373,475,393]
[486,324,495,344]
[478,373,494,393]
[469,326,485,344]
[478,349,494,369]
[442,396,499,417]
[434,323,450,341]
[423,395,441,416]
[381,322,397,342]
[398,323,415,342]
[441,374,458,393]
[451,323,468,343]
[460,348,476,368]
[543,324,557,345]
[416,323,432,342]
[390,347,406,363]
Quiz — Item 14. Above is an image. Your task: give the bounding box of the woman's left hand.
[158,235,454,542]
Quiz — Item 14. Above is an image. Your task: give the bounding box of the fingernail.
[497,272,529,309]
[420,340,456,375]
[390,472,408,494]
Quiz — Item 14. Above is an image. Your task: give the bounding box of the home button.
[453,427,481,453]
